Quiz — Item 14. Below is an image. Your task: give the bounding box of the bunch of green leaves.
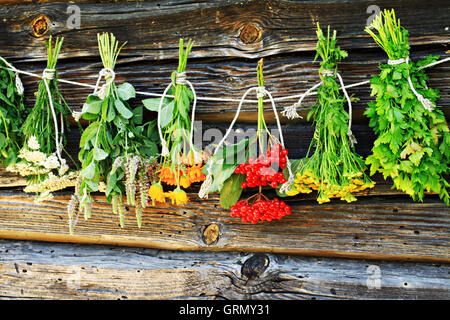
[203,59,273,209]
[74,33,159,224]
[291,24,374,203]
[142,39,197,186]
[22,36,71,158]
[364,9,450,204]
[0,58,26,166]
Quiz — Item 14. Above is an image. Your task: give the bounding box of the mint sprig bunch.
[69,33,159,232]
[364,9,450,204]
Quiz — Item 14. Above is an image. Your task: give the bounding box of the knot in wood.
[239,23,262,44]
[241,253,270,280]
[202,223,220,245]
[31,15,50,37]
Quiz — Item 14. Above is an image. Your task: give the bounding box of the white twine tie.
[388,57,435,112]
[157,72,199,159]
[42,68,64,164]
[93,67,115,100]
[0,56,24,95]
[178,72,202,164]
[282,81,322,119]
[334,72,357,147]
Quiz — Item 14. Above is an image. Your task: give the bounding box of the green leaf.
[0,133,5,148]
[160,100,175,128]
[106,98,116,122]
[219,173,245,209]
[81,161,96,180]
[142,97,171,112]
[132,106,143,125]
[93,147,109,161]
[117,82,136,101]
[79,122,100,147]
[114,100,133,119]
[81,95,102,114]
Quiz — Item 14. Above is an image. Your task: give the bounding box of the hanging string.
[0,56,24,95]
[388,56,435,112]
[0,55,448,106]
[334,71,357,147]
[93,67,115,100]
[198,86,256,199]
[41,68,64,164]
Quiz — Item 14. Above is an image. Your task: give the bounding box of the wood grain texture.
[0,190,448,263]
[0,240,448,299]
[0,0,449,59]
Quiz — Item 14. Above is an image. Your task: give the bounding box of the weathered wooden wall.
[1,240,449,300]
[0,0,449,299]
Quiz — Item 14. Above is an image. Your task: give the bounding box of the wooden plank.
[0,190,448,263]
[0,0,448,60]
[0,240,448,299]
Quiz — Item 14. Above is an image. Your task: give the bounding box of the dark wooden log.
[0,240,448,299]
[0,0,448,59]
[0,190,448,263]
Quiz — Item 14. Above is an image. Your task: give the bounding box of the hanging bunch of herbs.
[284,24,375,204]
[364,9,450,205]
[68,33,159,233]
[202,59,292,223]
[6,36,78,203]
[0,57,27,166]
[144,39,206,207]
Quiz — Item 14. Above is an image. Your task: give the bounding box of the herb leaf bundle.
[365,9,450,204]
[0,58,27,166]
[7,36,77,202]
[70,33,159,232]
[144,39,206,206]
[288,24,374,204]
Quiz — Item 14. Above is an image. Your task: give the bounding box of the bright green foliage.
[0,58,26,166]
[143,39,196,175]
[365,9,450,205]
[73,33,159,228]
[22,37,71,158]
[289,24,374,204]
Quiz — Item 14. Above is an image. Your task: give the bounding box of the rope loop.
[387,56,435,112]
[175,71,187,85]
[42,68,55,80]
[94,67,115,100]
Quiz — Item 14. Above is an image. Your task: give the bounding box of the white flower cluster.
[6,135,79,199]
[24,171,79,194]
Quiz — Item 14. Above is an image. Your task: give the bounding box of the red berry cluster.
[234,144,288,189]
[230,198,291,224]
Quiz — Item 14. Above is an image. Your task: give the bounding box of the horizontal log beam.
[0,190,448,263]
[0,0,448,60]
[0,240,448,299]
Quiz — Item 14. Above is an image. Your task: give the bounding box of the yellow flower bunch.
[289,168,375,203]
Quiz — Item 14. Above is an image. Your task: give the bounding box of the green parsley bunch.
[365,9,450,205]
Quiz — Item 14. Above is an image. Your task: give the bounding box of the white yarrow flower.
[43,155,60,169]
[27,136,40,150]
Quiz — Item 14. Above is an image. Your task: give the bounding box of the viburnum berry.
[233,144,289,190]
[230,197,291,224]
